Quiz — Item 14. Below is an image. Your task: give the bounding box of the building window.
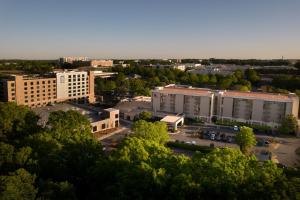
[102,124,105,129]
[24,82,28,86]
[11,83,15,87]
[42,81,45,84]
[48,80,51,84]
[115,114,119,118]
[93,126,97,132]
[37,81,39,85]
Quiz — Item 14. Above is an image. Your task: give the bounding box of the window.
[102,124,105,129]
[42,81,45,84]
[25,100,28,103]
[36,81,39,85]
[53,80,56,83]
[93,126,97,132]
[24,82,28,86]
[11,83,15,87]
[24,87,27,90]
[115,114,119,118]
[48,80,51,84]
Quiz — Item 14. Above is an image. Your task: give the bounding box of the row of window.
[24,96,56,103]
[24,80,56,86]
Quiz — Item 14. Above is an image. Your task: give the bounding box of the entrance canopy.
[160,115,184,131]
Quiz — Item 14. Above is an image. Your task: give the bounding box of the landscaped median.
[166,141,214,153]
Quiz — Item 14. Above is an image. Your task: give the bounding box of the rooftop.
[155,85,213,96]
[32,103,114,125]
[220,91,295,101]
[160,115,184,123]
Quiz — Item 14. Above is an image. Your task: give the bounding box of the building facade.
[152,85,299,127]
[59,57,89,64]
[0,70,96,108]
[90,60,113,67]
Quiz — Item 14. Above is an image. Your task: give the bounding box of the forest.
[0,102,300,200]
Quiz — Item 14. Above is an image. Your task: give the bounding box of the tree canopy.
[235,126,257,155]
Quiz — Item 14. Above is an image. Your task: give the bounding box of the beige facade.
[216,91,299,127]
[91,108,119,133]
[152,85,299,127]
[90,60,113,67]
[0,70,96,108]
[152,86,214,122]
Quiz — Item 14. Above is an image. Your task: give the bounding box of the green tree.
[47,110,92,142]
[235,126,257,154]
[139,111,152,121]
[279,114,298,135]
[245,69,260,83]
[294,61,300,70]
[37,180,77,200]
[132,120,169,144]
[0,102,40,141]
[0,168,37,200]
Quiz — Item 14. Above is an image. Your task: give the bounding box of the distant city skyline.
[0,0,299,59]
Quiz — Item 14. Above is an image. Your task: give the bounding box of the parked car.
[215,132,221,141]
[233,125,239,131]
[226,136,233,143]
[191,141,196,145]
[220,133,227,142]
[203,132,210,139]
[210,133,216,140]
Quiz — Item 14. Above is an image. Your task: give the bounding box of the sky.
[0,0,299,59]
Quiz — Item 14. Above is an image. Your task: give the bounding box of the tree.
[0,168,37,200]
[139,111,152,121]
[235,126,257,154]
[132,120,169,144]
[294,61,300,70]
[279,114,298,135]
[0,102,40,141]
[245,69,260,83]
[47,110,92,142]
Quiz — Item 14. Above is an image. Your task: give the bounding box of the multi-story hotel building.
[152,85,299,128]
[0,70,96,108]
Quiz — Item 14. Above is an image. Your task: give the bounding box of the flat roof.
[32,103,113,124]
[220,91,294,101]
[155,86,213,96]
[160,115,184,123]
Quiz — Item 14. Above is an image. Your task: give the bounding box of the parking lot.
[172,126,300,167]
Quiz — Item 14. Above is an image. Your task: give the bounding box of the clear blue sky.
[0,0,299,59]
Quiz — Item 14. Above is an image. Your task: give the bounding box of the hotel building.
[152,85,299,128]
[0,70,96,108]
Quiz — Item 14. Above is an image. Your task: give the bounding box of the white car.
[191,141,196,145]
[233,125,239,131]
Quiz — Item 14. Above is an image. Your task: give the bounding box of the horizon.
[0,0,300,59]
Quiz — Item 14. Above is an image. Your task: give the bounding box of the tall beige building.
[0,70,96,108]
[152,85,299,128]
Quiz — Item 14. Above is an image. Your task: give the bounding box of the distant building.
[90,59,113,67]
[152,85,299,128]
[0,70,96,108]
[59,57,89,64]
